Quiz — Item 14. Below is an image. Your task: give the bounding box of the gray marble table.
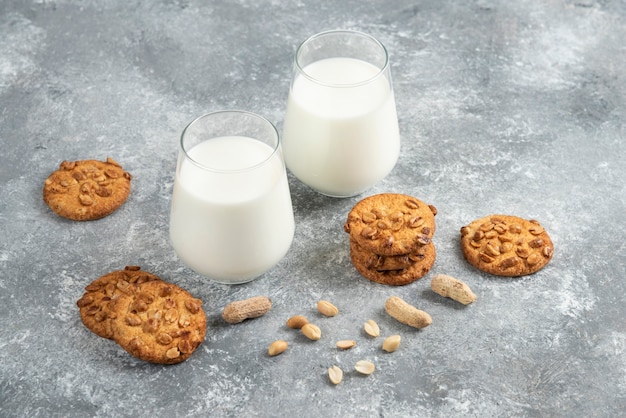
[1,0,625,417]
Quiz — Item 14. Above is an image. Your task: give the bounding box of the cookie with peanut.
[76,266,162,339]
[110,280,206,364]
[460,215,554,277]
[349,240,436,285]
[43,157,132,221]
[344,193,437,257]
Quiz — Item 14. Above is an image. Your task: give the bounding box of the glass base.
[207,276,261,285]
[315,189,368,198]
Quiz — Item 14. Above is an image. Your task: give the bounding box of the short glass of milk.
[169,111,295,284]
[282,30,400,197]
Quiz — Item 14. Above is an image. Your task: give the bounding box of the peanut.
[336,340,356,350]
[221,296,272,324]
[286,315,308,329]
[268,340,288,356]
[384,296,432,329]
[328,365,343,385]
[301,323,322,340]
[354,360,376,375]
[317,300,339,317]
[430,274,477,305]
[363,319,380,337]
[382,335,401,353]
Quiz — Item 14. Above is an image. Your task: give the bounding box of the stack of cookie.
[76,266,207,364]
[344,193,438,286]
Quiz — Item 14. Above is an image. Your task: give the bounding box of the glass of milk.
[169,111,295,284]
[282,30,400,197]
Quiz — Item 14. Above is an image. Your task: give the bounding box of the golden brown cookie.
[361,250,415,271]
[43,158,132,221]
[350,240,436,286]
[460,215,554,277]
[76,266,161,339]
[110,280,206,364]
[344,193,437,256]
[351,240,430,272]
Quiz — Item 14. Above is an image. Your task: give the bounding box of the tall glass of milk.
[169,111,295,284]
[282,30,400,197]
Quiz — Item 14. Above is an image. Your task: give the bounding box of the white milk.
[282,57,400,197]
[169,136,294,283]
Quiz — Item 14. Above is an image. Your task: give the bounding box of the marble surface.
[1,0,625,416]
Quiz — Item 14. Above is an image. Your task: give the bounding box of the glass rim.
[179,110,281,174]
[294,29,390,88]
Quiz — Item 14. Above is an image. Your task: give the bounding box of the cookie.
[460,215,554,277]
[350,240,436,286]
[344,193,437,256]
[43,157,132,221]
[351,238,431,271]
[110,280,206,364]
[76,266,161,339]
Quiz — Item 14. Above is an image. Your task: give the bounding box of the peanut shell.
[431,274,477,305]
[384,296,432,329]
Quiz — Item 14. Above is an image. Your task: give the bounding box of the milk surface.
[169,136,294,283]
[282,57,400,197]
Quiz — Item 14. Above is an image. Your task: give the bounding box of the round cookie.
[460,215,554,277]
[43,157,132,221]
[351,239,431,272]
[361,250,416,271]
[77,266,161,339]
[344,193,437,256]
[110,280,206,364]
[350,240,436,286]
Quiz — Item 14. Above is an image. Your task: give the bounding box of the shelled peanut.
[363,319,380,338]
[286,315,308,329]
[382,335,401,353]
[354,360,376,375]
[328,365,343,385]
[301,323,322,340]
[317,300,339,317]
[268,340,288,356]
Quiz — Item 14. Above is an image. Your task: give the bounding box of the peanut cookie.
[43,157,132,221]
[110,280,206,364]
[76,266,161,339]
[344,193,437,256]
[460,215,554,277]
[351,239,430,272]
[350,240,436,286]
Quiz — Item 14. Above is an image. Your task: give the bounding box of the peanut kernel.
[268,340,288,356]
